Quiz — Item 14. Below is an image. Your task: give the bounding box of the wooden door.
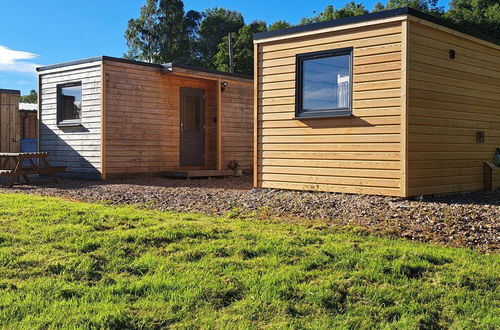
[0,90,20,153]
[180,87,205,166]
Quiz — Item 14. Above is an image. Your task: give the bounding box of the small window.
[57,82,82,125]
[295,48,353,118]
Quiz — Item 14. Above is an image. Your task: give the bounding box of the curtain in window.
[337,74,349,108]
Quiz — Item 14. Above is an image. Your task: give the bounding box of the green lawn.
[0,194,498,329]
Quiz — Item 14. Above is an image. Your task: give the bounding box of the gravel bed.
[1,176,499,251]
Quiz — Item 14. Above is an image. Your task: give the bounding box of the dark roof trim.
[0,88,20,95]
[162,62,252,80]
[37,55,252,80]
[254,7,500,47]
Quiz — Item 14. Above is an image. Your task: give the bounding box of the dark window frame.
[56,81,82,126]
[295,47,353,119]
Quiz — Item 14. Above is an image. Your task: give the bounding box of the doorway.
[180,87,205,166]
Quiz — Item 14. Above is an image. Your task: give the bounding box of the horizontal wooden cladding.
[407,20,500,196]
[260,151,400,161]
[259,173,400,188]
[409,21,500,61]
[409,88,498,112]
[260,158,400,170]
[407,182,482,196]
[260,133,401,143]
[260,96,401,108]
[261,51,401,69]
[260,87,400,100]
[259,116,400,129]
[260,125,401,136]
[261,142,400,152]
[259,61,401,76]
[260,166,400,179]
[261,25,401,57]
[261,180,402,196]
[260,79,401,93]
[260,107,401,118]
[410,173,484,187]
[257,20,404,196]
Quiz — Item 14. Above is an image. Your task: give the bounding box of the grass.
[0,193,498,329]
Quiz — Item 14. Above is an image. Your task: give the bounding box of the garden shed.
[37,56,253,179]
[253,7,500,197]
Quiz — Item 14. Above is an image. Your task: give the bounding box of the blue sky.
[0,0,449,95]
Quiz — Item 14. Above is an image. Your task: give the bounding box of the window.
[57,82,82,125]
[295,48,353,118]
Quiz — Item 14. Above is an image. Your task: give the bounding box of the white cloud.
[0,45,40,74]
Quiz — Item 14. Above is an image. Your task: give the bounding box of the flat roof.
[36,55,252,80]
[0,89,20,95]
[254,7,500,46]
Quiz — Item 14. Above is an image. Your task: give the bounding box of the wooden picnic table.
[0,152,66,187]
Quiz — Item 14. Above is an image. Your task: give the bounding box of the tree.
[20,89,37,104]
[268,20,292,31]
[214,20,267,75]
[375,0,443,14]
[124,0,201,64]
[445,0,500,37]
[372,2,386,12]
[196,8,245,69]
[300,2,368,25]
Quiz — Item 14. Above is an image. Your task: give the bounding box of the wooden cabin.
[253,7,500,197]
[37,56,253,179]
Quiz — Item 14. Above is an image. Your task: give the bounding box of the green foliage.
[268,20,292,31]
[124,0,201,64]
[377,0,443,14]
[214,20,267,76]
[196,7,245,69]
[19,89,37,104]
[0,193,498,328]
[300,2,369,24]
[446,0,500,37]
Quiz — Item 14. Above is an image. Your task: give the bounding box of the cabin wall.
[256,21,405,196]
[39,62,102,179]
[407,20,500,196]
[103,61,217,177]
[220,80,254,172]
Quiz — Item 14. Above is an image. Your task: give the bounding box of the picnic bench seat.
[0,152,66,187]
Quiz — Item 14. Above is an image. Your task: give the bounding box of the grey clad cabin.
[37,56,253,179]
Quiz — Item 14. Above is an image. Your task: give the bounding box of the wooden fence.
[0,89,20,153]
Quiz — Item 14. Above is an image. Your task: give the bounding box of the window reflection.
[297,49,352,117]
[59,83,82,122]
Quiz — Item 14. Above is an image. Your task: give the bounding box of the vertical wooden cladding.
[104,61,217,176]
[39,63,102,179]
[256,22,405,196]
[220,80,254,171]
[0,91,20,153]
[407,20,500,196]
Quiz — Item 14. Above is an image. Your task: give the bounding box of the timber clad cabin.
[254,7,500,197]
[37,56,253,179]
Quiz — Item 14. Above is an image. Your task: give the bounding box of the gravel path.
[1,176,499,251]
